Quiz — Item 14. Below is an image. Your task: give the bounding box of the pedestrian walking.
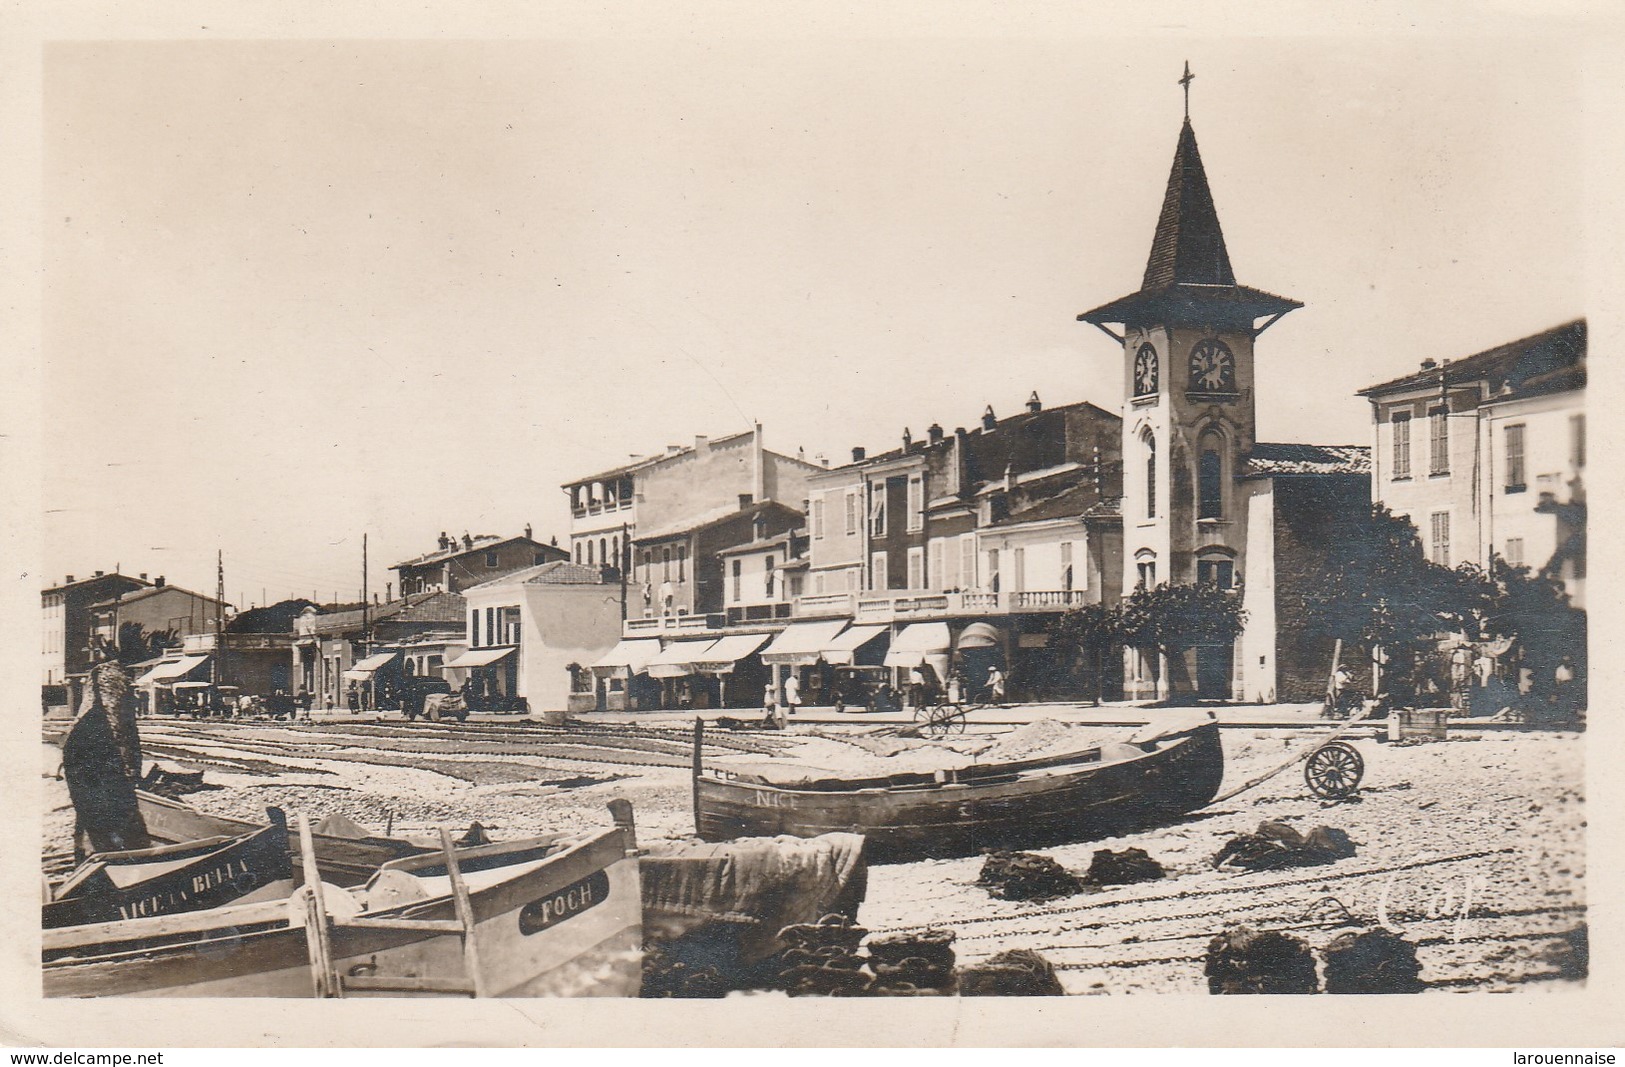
[763,680,784,729]
[986,666,1006,705]
[783,672,801,716]
[908,666,926,711]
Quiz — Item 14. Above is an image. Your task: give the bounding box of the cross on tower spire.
[1179,61,1194,120]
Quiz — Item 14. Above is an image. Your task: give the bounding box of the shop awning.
[956,622,1002,649]
[135,655,210,686]
[820,624,888,666]
[342,651,400,681]
[445,646,517,669]
[644,639,718,679]
[692,633,772,675]
[172,681,213,690]
[883,622,952,668]
[759,620,850,666]
[590,638,663,674]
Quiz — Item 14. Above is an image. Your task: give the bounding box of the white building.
[453,562,624,714]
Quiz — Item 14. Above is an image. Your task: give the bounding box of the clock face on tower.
[1189,339,1237,393]
[1133,344,1158,396]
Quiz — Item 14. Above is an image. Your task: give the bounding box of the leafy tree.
[116,621,177,666]
[1300,505,1493,702]
[1474,556,1581,685]
[1052,603,1120,705]
[1116,581,1246,699]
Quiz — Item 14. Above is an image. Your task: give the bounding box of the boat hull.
[696,721,1224,861]
[135,791,426,887]
[44,824,642,998]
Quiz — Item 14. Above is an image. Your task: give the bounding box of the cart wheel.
[1305,741,1365,799]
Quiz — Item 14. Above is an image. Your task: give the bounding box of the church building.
[1078,78,1371,703]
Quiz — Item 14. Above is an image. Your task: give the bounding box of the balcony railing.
[623,613,724,636]
[796,588,1091,623]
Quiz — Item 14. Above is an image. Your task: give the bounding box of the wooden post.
[691,716,704,836]
[1325,638,1344,714]
[607,798,638,856]
[297,813,340,998]
[438,826,486,997]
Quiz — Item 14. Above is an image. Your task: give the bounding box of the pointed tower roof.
[1142,119,1234,289]
[1079,115,1299,330]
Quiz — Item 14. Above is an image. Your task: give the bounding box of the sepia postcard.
[2,0,1622,1049]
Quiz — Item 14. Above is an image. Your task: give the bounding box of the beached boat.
[136,790,428,886]
[44,813,294,930]
[693,713,1225,861]
[43,803,644,998]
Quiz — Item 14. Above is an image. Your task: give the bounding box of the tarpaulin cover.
[641,832,869,963]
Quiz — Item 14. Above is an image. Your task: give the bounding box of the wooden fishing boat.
[693,713,1225,861]
[136,790,427,886]
[44,813,294,930]
[43,802,644,998]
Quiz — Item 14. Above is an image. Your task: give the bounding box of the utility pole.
[620,522,629,621]
[214,550,227,691]
[361,532,371,712]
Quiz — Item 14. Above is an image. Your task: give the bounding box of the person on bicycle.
[986,666,1006,705]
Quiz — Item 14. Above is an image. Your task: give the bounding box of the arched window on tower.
[1198,430,1225,520]
[1142,432,1157,519]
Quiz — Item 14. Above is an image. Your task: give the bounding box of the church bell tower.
[1078,66,1300,695]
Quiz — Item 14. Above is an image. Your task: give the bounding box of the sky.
[40,35,1584,608]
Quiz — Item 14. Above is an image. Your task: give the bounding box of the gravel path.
[42,717,1585,994]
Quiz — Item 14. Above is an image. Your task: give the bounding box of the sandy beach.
[43,713,1586,995]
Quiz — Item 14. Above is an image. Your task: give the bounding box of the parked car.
[397,676,454,720]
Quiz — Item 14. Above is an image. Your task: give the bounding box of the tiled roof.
[305,590,466,634]
[89,584,221,610]
[391,534,511,570]
[1242,443,1371,478]
[42,573,148,597]
[633,500,802,543]
[1143,119,1234,290]
[1357,319,1585,399]
[466,561,612,589]
[821,398,1120,474]
[990,482,1111,528]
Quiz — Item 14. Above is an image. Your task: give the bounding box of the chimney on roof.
[95,570,104,577]
[65,575,74,584]
[982,406,997,431]
[902,427,913,450]
[155,576,166,588]
[927,423,944,445]
[386,582,393,602]
[374,593,380,605]
[1421,358,1438,372]
[695,434,709,452]
[139,572,147,581]
[462,532,473,550]
[797,446,805,462]
[1027,391,1042,414]
[852,446,866,462]
[439,531,450,550]
[738,493,754,510]
[818,454,829,468]
[523,523,533,540]
[666,444,683,455]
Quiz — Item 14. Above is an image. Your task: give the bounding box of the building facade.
[455,562,623,714]
[562,423,823,573]
[391,529,567,596]
[1359,320,1586,606]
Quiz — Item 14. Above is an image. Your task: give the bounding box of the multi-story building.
[88,581,227,653]
[628,500,804,623]
[292,590,469,709]
[391,528,567,596]
[561,423,822,573]
[42,570,150,708]
[1358,319,1586,606]
[453,562,623,714]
